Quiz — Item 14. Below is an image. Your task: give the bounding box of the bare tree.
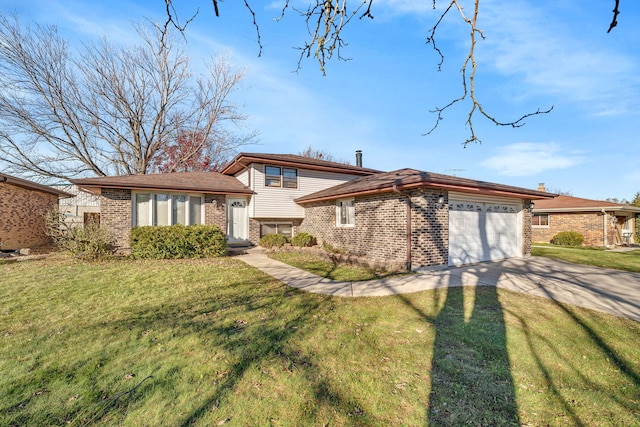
[0,13,254,180]
[163,1,622,146]
[298,145,349,164]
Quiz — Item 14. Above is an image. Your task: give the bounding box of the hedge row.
[130,224,226,259]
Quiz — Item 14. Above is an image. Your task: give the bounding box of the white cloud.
[476,0,640,115]
[480,142,584,176]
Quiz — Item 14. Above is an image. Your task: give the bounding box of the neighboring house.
[532,194,640,247]
[0,172,72,252]
[72,152,554,269]
[54,184,101,227]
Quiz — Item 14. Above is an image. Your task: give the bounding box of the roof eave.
[74,182,254,196]
[534,206,640,213]
[296,182,555,204]
[222,154,380,176]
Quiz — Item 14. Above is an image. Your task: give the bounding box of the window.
[265,166,281,187]
[264,165,298,189]
[133,192,204,227]
[336,198,355,227]
[283,168,298,188]
[260,223,293,238]
[532,213,549,227]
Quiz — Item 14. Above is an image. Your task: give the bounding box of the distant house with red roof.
[532,189,640,247]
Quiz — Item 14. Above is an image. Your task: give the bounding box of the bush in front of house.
[259,233,289,249]
[130,224,226,259]
[550,231,584,247]
[291,232,316,247]
[44,207,114,261]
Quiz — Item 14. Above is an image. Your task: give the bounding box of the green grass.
[533,245,640,272]
[269,251,404,281]
[1,255,639,426]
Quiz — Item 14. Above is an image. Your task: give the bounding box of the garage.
[448,193,522,266]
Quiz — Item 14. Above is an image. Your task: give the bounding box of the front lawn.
[532,245,640,272]
[1,255,638,426]
[268,251,403,281]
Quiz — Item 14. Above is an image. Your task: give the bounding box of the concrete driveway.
[238,251,640,322]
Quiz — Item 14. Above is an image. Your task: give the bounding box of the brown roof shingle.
[221,152,381,176]
[0,172,73,198]
[71,171,253,195]
[533,195,640,212]
[295,168,555,203]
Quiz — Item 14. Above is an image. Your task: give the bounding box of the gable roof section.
[0,172,73,198]
[221,152,382,176]
[295,168,555,203]
[71,171,253,196]
[533,195,640,213]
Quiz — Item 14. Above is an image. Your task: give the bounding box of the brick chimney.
[537,183,546,192]
[355,150,362,167]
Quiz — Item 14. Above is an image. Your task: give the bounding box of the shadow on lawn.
[426,283,520,426]
[76,274,375,426]
[392,278,520,426]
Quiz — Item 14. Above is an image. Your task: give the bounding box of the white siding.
[235,169,249,186]
[250,163,360,218]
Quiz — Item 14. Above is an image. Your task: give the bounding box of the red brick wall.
[0,183,59,250]
[532,211,606,246]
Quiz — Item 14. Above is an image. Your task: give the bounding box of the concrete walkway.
[237,248,640,322]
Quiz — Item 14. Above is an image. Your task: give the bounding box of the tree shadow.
[427,283,519,426]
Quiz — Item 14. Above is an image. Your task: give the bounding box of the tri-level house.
[72,152,555,269]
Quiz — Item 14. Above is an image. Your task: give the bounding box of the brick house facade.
[300,190,449,268]
[72,154,553,268]
[0,173,71,251]
[532,195,640,247]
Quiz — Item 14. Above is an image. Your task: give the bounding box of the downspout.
[393,184,412,271]
[602,209,608,247]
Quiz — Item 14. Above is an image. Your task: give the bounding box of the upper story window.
[336,198,355,227]
[532,213,549,227]
[133,192,203,227]
[264,165,298,189]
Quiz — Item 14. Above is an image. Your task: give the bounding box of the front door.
[227,198,248,243]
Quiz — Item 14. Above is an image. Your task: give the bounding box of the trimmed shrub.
[44,207,114,261]
[130,224,226,259]
[259,233,289,249]
[551,231,584,247]
[291,232,316,247]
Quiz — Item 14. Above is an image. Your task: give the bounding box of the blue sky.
[5,0,640,201]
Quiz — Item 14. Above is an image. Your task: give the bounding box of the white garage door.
[448,195,522,266]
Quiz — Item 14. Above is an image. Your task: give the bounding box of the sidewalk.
[236,248,640,321]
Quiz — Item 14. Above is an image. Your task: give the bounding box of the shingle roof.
[0,172,73,198]
[295,168,555,203]
[71,171,253,195]
[533,195,640,212]
[221,152,381,176]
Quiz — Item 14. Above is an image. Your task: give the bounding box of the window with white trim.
[336,198,355,227]
[133,192,204,227]
[532,213,549,227]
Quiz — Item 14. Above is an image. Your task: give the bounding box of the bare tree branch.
[0,14,255,180]
[425,0,553,146]
[607,0,620,33]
